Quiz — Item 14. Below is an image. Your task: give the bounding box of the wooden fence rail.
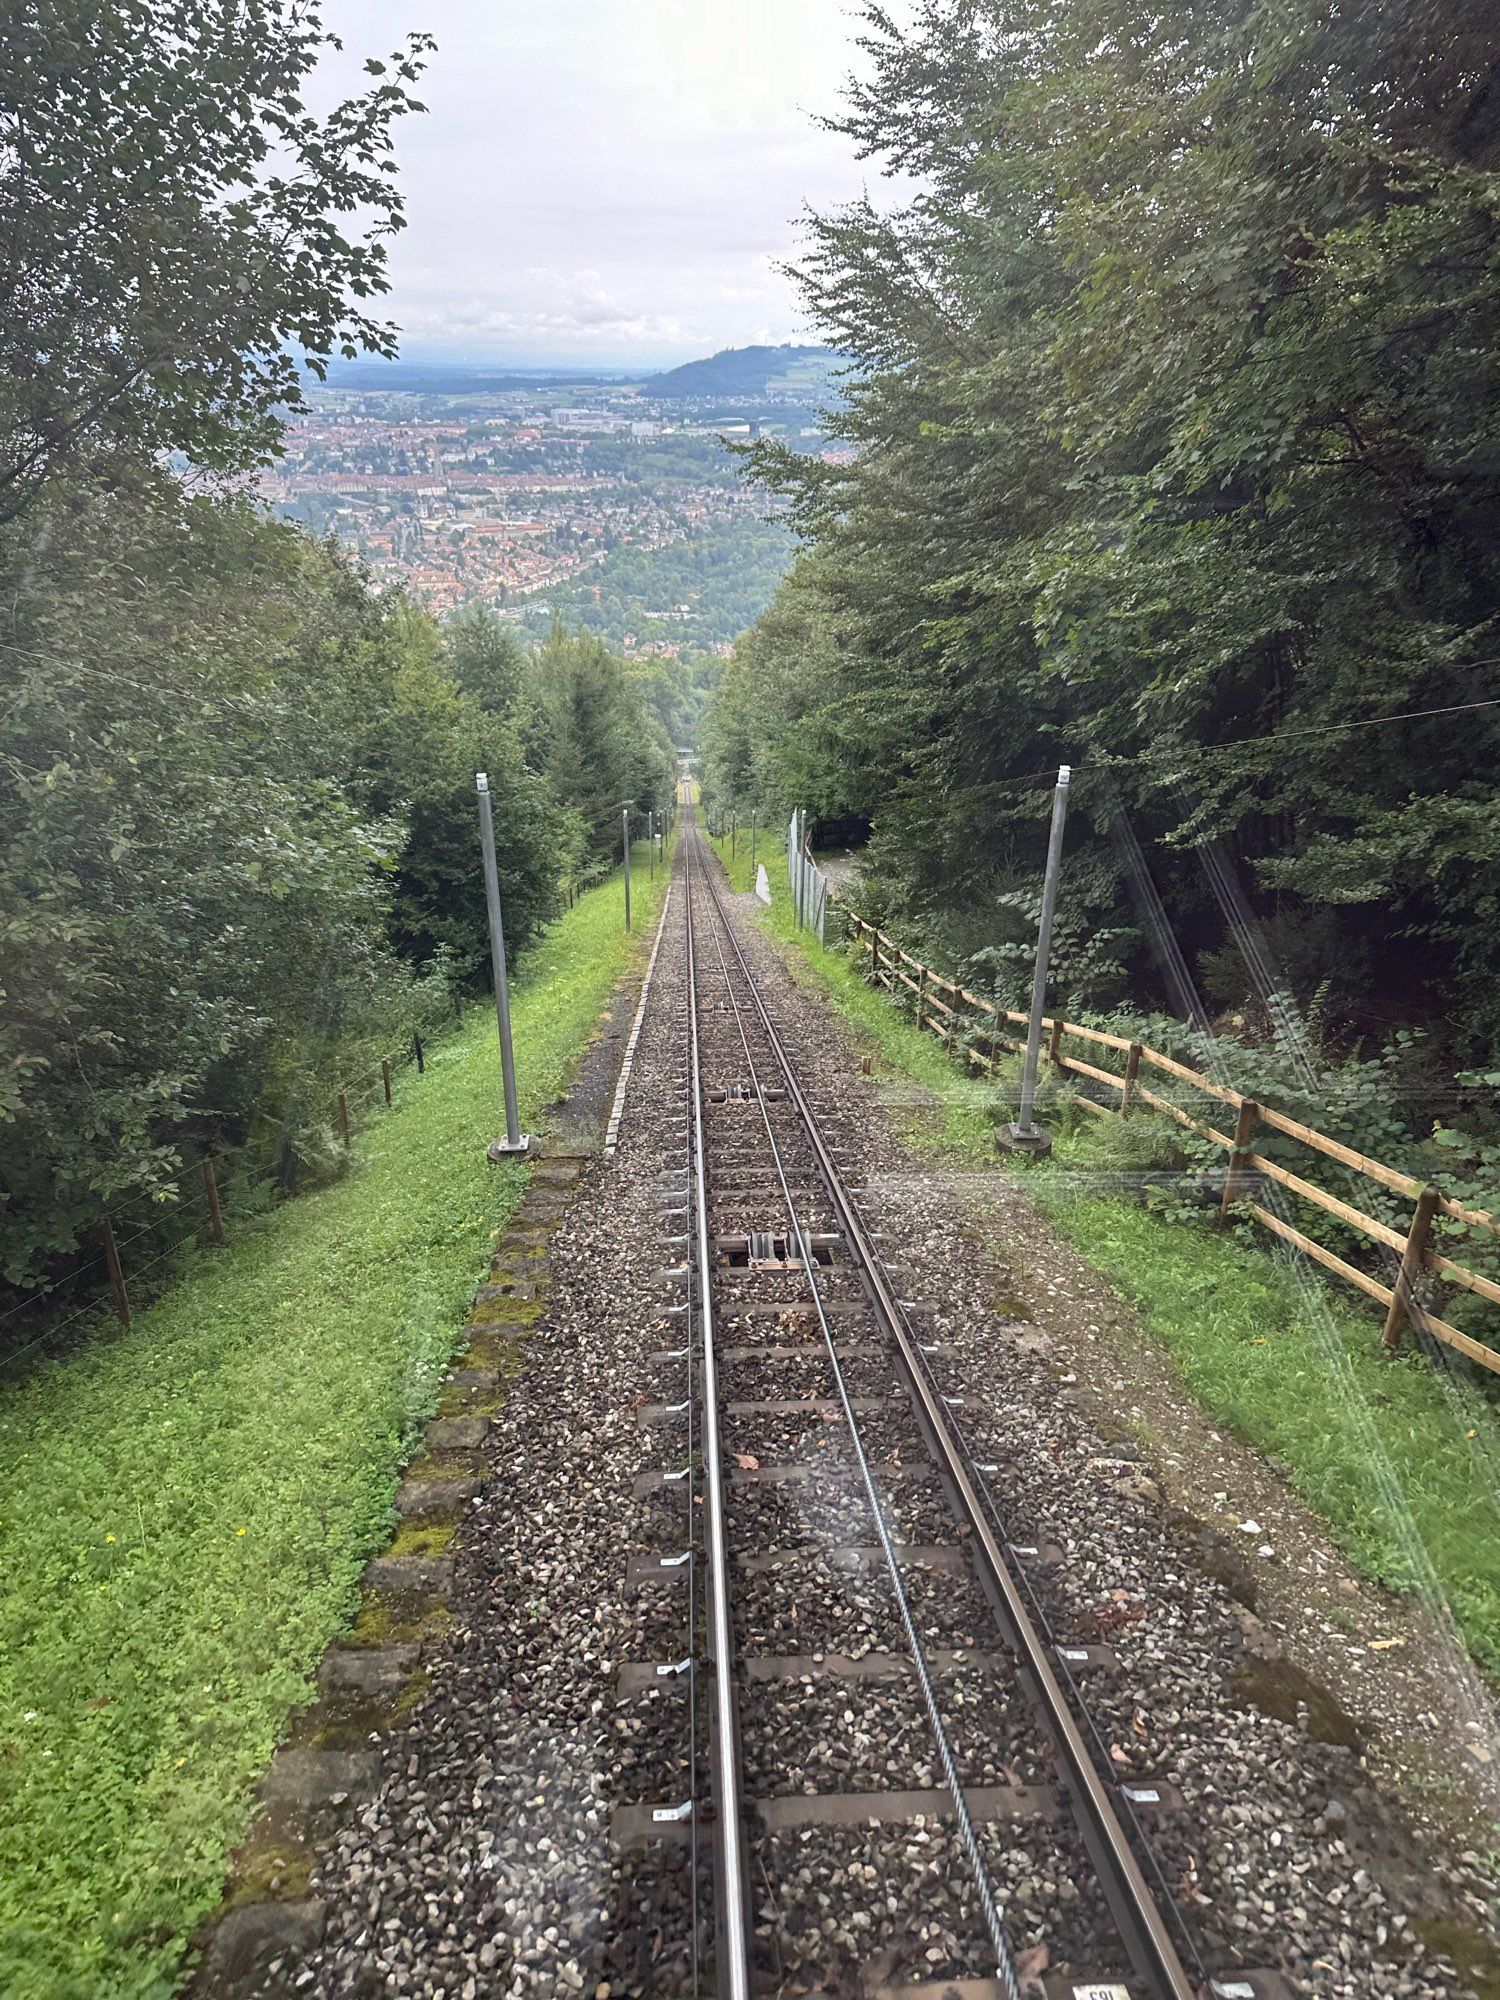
[843,910,1500,1376]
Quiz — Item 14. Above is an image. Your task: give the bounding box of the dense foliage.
[510,509,794,651]
[519,624,677,884]
[0,479,674,1294]
[0,7,674,1307]
[706,0,1500,1069]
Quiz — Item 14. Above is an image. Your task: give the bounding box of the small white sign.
[754,863,772,905]
[1072,1985,1132,1999]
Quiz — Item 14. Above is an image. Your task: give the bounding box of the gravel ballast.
[274,837,1497,2000]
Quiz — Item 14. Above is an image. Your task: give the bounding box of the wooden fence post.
[101,1219,131,1327]
[1383,1184,1441,1352]
[413,1029,425,1074]
[1220,1098,1259,1222]
[990,1002,1005,1077]
[337,1092,351,1149]
[869,923,879,983]
[201,1158,225,1245]
[914,962,926,1034]
[1047,1016,1064,1066]
[381,1059,393,1107]
[1121,1042,1143,1114]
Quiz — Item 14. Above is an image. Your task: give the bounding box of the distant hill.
[647,344,840,398]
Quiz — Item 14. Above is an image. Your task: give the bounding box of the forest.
[705,0,1500,1164]
[646,343,840,398]
[0,6,674,1313]
[518,514,794,652]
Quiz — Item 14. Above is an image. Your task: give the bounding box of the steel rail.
[690,820,1201,2000]
[690,825,1023,1997]
[683,829,754,2000]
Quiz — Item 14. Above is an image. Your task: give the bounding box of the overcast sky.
[318,1,885,367]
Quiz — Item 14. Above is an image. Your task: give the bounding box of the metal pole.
[623,807,632,931]
[648,808,655,880]
[201,1157,225,1244]
[101,1219,130,1326]
[1001,765,1070,1156]
[476,772,529,1157]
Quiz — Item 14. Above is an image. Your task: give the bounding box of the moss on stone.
[346,1592,450,1650]
[220,1824,315,1910]
[384,1514,459,1560]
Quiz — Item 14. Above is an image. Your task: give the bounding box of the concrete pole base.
[487,1134,535,1161]
[996,1122,1053,1158]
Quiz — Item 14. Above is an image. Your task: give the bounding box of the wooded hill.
[648,344,840,397]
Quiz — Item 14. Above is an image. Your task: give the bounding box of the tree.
[360,602,558,969]
[723,0,1500,1050]
[523,627,675,864]
[446,604,528,716]
[0,479,563,1291]
[0,2,433,518]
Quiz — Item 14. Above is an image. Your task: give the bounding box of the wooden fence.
[843,911,1500,1377]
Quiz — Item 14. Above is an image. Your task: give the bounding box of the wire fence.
[787,808,829,942]
[0,994,469,1373]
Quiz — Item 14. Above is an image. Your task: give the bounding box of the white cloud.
[316,0,888,364]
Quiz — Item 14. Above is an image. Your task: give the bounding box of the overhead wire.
[944,693,1500,802]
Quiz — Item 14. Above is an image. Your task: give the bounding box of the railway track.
[618,815,1292,2000]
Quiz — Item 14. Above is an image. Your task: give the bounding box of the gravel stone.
[268,838,1497,2000]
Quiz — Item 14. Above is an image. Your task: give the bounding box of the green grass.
[0,853,668,2000]
[742,881,1500,1681]
[1032,1117,1500,1673]
[705,824,769,895]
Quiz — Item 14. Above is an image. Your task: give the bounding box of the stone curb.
[185,1138,594,1997]
[185,906,665,1997]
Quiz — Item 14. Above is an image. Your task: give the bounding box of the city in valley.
[260,346,845,657]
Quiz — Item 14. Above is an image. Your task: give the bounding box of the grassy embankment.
[706,830,1500,1679]
[0,845,666,2000]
